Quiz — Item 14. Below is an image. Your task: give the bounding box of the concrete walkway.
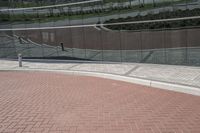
[0,59,200,96]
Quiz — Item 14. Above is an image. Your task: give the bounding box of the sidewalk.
[0,59,200,95]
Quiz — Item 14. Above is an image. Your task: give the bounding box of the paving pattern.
[0,71,200,133]
[0,59,200,88]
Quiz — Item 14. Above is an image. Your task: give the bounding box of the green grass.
[0,1,48,8]
[0,0,196,8]
[0,0,128,8]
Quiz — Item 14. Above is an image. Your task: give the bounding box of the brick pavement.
[0,71,200,133]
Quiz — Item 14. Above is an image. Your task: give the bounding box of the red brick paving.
[0,71,200,133]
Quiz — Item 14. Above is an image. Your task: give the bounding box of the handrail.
[0,0,102,12]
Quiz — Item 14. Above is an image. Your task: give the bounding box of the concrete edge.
[2,68,200,96]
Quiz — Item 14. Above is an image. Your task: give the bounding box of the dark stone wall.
[16,27,200,50]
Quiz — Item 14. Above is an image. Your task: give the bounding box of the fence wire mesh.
[0,0,200,66]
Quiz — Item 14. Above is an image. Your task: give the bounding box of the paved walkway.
[0,71,200,133]
[1,59,200,88]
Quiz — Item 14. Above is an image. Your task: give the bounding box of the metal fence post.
[61,43,64,51]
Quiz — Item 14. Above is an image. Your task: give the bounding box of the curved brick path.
[0,71,200,133]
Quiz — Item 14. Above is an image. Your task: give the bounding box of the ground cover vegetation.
[104,8,200,31]
[0,0,195,23]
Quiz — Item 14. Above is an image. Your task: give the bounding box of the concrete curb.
[3,67,200,96]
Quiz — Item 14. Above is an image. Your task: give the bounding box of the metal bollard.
[18,54,22,67]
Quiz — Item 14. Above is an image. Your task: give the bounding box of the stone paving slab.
[0,60,19,70]
[24,62,79,70]
[0,71,200,133]
[0,59,200,89]
[128,64,200,87]
[70,63,135,75]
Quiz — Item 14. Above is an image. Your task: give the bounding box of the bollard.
[61,43,64,51]
[18,54,22,67]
